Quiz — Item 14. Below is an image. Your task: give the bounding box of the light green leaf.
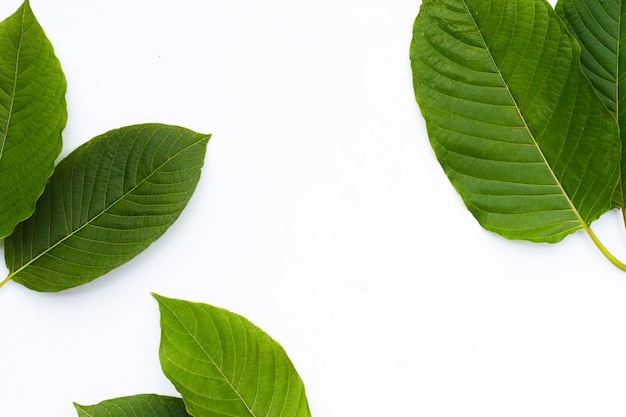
[154,294,312,417]
[4,124,209,292]
[555,0,626,210]
[0,0,66,238]
[411,0,620,242]
[74,394,190,417]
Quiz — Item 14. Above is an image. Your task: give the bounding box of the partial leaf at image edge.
[0,0,67,238]
[74,394,191,417]
[4,123,210,292]
[555,0,626,216]
[411,0,620,243]
[154,294,313,417]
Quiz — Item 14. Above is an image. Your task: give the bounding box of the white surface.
[1,0,626,416]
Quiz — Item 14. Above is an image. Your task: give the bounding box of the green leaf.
[410,0,620,242]
[4,124,209,292]
[154,294,312,417]
[74,394,190,417]
[555,0,626,210]
[0,0,66,238]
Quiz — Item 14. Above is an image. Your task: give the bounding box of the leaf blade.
[555,0,626,209]
[154,294,312,417]
[0,0,66,237]
[74,394,191,417]
[411,0,620,242]
[4,124,209,292]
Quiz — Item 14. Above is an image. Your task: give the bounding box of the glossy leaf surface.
[155,294,312,417]
[0,0,66,237]
[5,124,210,292]
[75,395,190,417]
[411,0,620,242]
[556,0,626,209]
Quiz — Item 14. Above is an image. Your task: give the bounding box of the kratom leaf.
[4,124,209,292]
[555,0,626,210]
[74,395,190,417]
[154,294,312,417]
[0,0,66,238]
[411,0,620,242]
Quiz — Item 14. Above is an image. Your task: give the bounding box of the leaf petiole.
[585,227,626,272]
[0,275,11,290]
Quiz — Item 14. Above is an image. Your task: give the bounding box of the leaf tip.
[152,292,174,307]
[19,0,32,14]
[199,132,212,146]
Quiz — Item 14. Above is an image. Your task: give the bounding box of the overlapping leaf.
[0,0,66,238]
[155,294,312,417]
[4,124,210,292]
[556,0,626,210]
[411,0,620,242]
[74,395,190,417]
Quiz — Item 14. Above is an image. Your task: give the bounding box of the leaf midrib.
[616,0,625,212]
[6,134,206,281]
[161,301,257,417]
[0,4,25,159]
[462,0,588,230]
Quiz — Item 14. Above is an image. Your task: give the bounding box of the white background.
[1,0,626,416]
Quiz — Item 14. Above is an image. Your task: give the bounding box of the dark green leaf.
[74,394,190,417]
[411,0,620,242]
[555,0,626,210]
[154,294,312,417]
[4,124,209,292]
[0,0,66,237]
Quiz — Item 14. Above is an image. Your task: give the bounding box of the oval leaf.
[74,394,190,417]
[0,0,66,237]
[154,294,312,417]
[411,0,620,242]
[556,0,626,209]
[4,124,210,292]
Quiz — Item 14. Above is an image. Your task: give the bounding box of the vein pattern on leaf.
[411,0,620,242]
[155,295,312,417]
[4,124,209,292]
[164,304,256,416]
[556,0,626,210]
[0,0,66,238]
[0,2,23,158]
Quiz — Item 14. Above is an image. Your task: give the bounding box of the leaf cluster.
[410,0,626,270]
[0,2,313,416]
[0,1,210,292]
[74,295,312,417]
